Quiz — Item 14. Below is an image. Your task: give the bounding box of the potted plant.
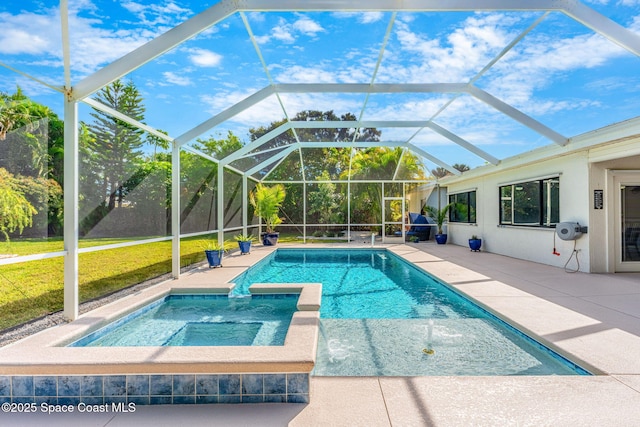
[249,183,286,246]
[424,204,452,244]
[235,234,254,255]
[202,240,230,268]
[469,234,482,252]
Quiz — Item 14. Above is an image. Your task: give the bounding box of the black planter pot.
[468,238,482,252]
[435,233,448,244]
[262,232,279,246]
[205,249,223,268]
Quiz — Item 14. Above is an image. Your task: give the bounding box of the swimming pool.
[69,294,298,347]
[232,248,590,376]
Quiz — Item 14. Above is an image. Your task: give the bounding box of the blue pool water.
[232,249,590,376]
[69,294,298,347]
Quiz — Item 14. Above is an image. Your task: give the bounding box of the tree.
[249,110,383,225]
[178,132,244,232]
[249,183,286,233]
[431,167,451,179]
[85,79,146,211]
[453,163,470,173]
[0,87,34,141]
[193,131,243,159]
[307,170,343,232]
[424,203,453,235]
[249,110,381,181]
[0,87,65,236]
[431,163,470,179]
[343,147,425,226]
[0,168,37,243]
[146,129,170,162]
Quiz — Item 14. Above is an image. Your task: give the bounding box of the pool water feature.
[70,294,298,347]
[232,249,591,376]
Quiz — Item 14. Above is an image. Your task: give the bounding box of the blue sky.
[1,0,640,170]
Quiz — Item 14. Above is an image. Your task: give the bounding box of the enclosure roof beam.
[60,0,71,90]
[265,146,300,181]
[73,0,237,99]
[562,0,640,57]
[245,145,298,177]
[406,144,460,176]
[239,0,562,12]
[290,120,434,128]
[175,86,275,147]
[424,122,500,165]
[274,83,467,94]
[220,122,293,165]
[234,143,295,161]
[180,145,248,177]
[82,98,174,143]
[466,85,569,146]
[299,141,406,148]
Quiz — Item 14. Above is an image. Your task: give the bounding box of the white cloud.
[0,5,162,78]
[293,16,325,36]
[360,12,385,24]
[0,11,59,55]
[380,14,514,83]
[332,12,385,24]
[200,89,286,128]
[121,1,192,26]
[162,71,192,86]
[485,29,629,112]
[272,22,296,43]
[247,12,266,23]
[274,65,337,83]
[188,48,222,67]
[363,95,454,122]
[199,88,361,129]
[255,16,324,44]
[279,93,361,120]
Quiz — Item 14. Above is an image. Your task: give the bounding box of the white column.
[171,142,181,278]
[217,164,224,245]
[63,98,79,320]
[242,175,248,236]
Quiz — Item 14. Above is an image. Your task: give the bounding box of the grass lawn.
[0,235,212,331]
[0,232,314,332]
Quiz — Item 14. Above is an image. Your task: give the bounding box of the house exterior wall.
[406,132,640,273]
[425,152,592,272]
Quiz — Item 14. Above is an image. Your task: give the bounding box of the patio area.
[3,241,640,426]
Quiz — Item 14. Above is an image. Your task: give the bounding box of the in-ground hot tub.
[68,293,301,347]
[0,281,321,405]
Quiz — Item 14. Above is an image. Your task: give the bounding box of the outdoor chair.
[405,212,434,241]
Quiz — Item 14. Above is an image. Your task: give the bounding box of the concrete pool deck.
[3,241,640,426]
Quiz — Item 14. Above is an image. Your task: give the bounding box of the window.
[449,190,476,223]
[499,177,559,226]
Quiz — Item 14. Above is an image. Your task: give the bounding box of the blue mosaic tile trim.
[0,373,309,405]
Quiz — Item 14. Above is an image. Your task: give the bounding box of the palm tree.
[424,203,453,235]
[431,167,450,179]
[249,183,286,233]
[452,163,470,173]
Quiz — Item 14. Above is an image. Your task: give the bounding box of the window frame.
[448,190,476,224]
[499,177,560,227]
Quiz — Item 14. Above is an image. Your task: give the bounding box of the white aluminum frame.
[4,0,638,320]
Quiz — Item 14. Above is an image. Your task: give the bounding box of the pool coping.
[0,281,321,376]
[3,242,636,387]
